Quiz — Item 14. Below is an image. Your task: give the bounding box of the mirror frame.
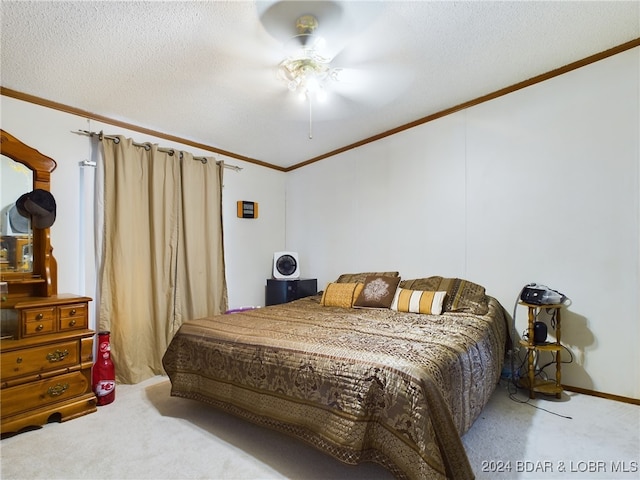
[0,130,57,299]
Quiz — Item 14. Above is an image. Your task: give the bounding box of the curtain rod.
[72,129,243,171]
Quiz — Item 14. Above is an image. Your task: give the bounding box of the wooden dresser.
[1,295,96,436]
[1,130,97,436]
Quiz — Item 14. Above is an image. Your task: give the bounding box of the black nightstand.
[266,278,317,306]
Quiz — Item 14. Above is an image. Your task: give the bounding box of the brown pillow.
[335,271,400,284]
[353,275,401,309]
[399,276,489,315]
[320,283,364,308]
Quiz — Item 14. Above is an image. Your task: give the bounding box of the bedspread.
[162,295,508,479]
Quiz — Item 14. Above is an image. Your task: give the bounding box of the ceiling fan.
[256,1,411,139]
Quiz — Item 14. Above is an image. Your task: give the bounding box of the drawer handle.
[47,383,69,397]
[46,349,70,363]
[69,319,77,327]
[16,357,22,364]
[36,313,44,320]
[69,309,77,316]
[36,324,44,331]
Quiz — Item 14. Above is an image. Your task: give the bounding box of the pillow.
[320,282,364,308]
[391,289,446,315]
[399,276,489,315]
[353,275,401,309]
[335,271,399,284]
[399,277,440,291]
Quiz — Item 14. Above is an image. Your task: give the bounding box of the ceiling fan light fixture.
[278,14,340,94]
[277,14,342,139]
[279,56,337,90]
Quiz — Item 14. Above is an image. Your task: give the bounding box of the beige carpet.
[1,376,638,479]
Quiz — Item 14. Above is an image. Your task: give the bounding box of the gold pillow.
[391,289,446,315]
[320,282,364,308]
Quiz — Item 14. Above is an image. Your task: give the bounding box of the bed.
[162,273,509,480]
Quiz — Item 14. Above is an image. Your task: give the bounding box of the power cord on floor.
[504,381,573,419]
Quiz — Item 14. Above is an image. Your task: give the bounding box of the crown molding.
[2,38,638,173]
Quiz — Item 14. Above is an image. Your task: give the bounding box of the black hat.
[8,204,29,233]
[16,189,56,229]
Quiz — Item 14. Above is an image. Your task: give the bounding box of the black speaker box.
[266,278,317,306]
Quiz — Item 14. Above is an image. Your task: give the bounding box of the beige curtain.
[176,151,227,323]
[99,137,227,384]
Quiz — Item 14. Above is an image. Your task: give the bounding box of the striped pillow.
[321,282,364,308]
[391,289,446,315]
[399,277,489,314]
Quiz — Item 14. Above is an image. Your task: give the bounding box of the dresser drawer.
[1,340,79,381]
[59,303,88,331]
[22,318,55,337]
[0,370,90,418]
[22,307,56,337]
[23,307,56,323]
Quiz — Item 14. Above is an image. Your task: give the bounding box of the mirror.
[0,130,57,299]
[1,154,34,272]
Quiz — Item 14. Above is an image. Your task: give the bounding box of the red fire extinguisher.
[92,331,116,405]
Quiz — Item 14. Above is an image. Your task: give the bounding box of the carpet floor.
[1,376,638,479]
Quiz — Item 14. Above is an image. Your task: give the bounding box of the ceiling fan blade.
[334,64,414,104]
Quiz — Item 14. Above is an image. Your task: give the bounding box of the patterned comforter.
[162,294,508,479]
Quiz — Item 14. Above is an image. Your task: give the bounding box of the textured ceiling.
[1,1,639,169]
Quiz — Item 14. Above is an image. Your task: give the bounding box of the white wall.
[286,48,640,399]
[1,96,286,325]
